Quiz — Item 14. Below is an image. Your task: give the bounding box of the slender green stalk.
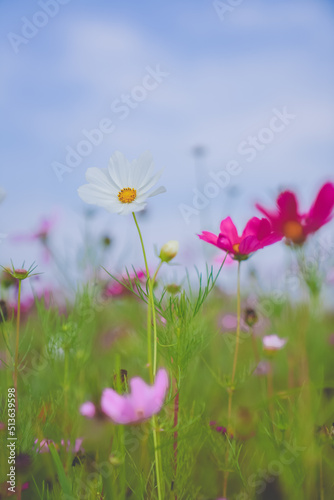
[227,261,241,423]
[152,261,163,286]
[320,454,324,500]
[267,361,274,431]
[132,213,153,382]
[14,279,22,413]
[115,354,126,498]
[224,261,241,498]
[250,326,260,363]
[132,213,163,500]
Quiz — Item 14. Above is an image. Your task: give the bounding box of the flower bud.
[14,268,29,280]
[244,308,258,327]
[159,240,179,263]
[166,284,181,294]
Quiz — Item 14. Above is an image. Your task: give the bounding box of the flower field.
[0,154,334,500]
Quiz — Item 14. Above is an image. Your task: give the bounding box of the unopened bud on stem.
[159,240,179,263]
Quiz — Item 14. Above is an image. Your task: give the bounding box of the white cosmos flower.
[78,151,166,215]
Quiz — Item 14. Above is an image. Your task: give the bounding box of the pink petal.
[255,202,277,223]
[216,234,234,253]
[74,438,84,453]
[305,182,334,232]
[198,231,219,246]
[80,401,96,419]
[101,389,127,422]
[241,217,263,238]
[277,191,300,221]
[129,377,153,413]
[219,217,239,244]
[239,235,262,255]
[255,218,272,240]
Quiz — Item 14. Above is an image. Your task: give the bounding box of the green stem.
[14,280,22,413]
[132,213,153,382]
[227,261,241,423]
[224,261,241,498]
[152,261,163,287]
[132,213,163,500]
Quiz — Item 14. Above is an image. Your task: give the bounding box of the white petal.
[118,201,146,215]
[85,167,119,194]
[137,168,164,196]
[131,151,155,188]
[78,184,116,206]
[147,186,166,198]
[108,151,131,188]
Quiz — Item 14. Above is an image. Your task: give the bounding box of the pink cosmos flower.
[11,213,58,262]
[60,438,85,454]
[256,182,334,245]
[104,270,146,298]
[34,438,56,453]
[214,253,235,267]
[253,360,271,376]
[80,401,96,418]
[101,369,169,424]
[12,215,57,244]
[34,438,84,454]
[262,334,287,352]
[199,216,281,260]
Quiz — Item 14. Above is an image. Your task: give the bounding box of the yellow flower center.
[233,243,240,253]
[283,221,304,244]
[118,188,137,204]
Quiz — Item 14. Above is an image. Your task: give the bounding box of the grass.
[0,252,334,500]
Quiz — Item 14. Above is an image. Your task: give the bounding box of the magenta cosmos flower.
[256,182,334,245]
[100,369,169,424]
[199,216,281,260]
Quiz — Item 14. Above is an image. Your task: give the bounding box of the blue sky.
[0,0,333,288]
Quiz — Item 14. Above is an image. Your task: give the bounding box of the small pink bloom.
[256,182,334,245]
[263,334,287,352]
[80,401,96,418]
[73,438,85,454]
[34,438,56,453]
[214,253,235,267]
[12,214,57,244]
[60,438,85,454]
[101,369,169,424]
[221,314,248,332]
[104,270,146,297]
[199,216,281,260]
[35,438,84,454]
[253,360,271,376]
